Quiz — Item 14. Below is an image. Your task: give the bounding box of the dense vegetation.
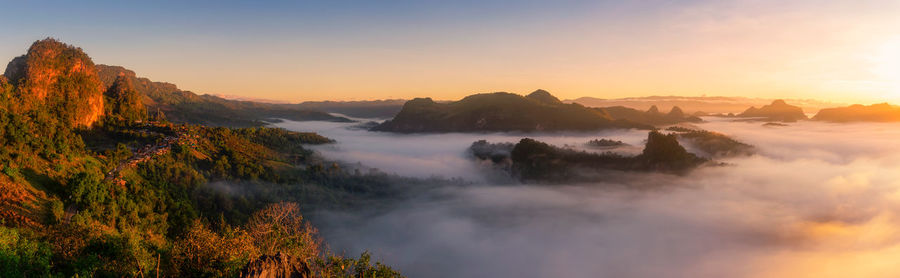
[373,90,705,133]
[585,138,627,148]
[95,65,352,128]
[373,90,653,133]
[0,38,404,277]
[470,131,709,182]
[666,127,754,158]
[3,38,105,127]
[104,75,147,123]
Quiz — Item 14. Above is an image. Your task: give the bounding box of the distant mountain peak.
[668,106,685,118]
[738,99,806,122]
[813,102,900,122]
[526,89,562,104]
[647,105,660,114]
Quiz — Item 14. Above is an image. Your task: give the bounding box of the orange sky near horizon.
[3,1,899,105]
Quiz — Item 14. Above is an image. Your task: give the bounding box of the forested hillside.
[95,65,351,127]
[374,90,701,133]
[0,38,403,277]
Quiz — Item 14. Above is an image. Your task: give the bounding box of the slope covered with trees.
[95,65,351,127]
[374,90,705,133]
[0,39,404,277]
[470,131,709,182]
[373,90,655,133]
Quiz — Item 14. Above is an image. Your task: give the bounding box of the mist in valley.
[273,119,900,278]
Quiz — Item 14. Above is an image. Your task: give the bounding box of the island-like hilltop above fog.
[371,89,701,133]
[372,92,900,132]
[736,99,808,122]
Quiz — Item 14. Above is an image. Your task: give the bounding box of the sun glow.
[869,38,900,102]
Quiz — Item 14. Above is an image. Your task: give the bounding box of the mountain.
[568,95,839,115]
[372,90,652,133]
[471,130,708,182]
[526,89,563,104]
[3,38,105,127]
[665,127,754,158]
[737,100,807,122]
[0,39,403,277]
[95,65,350,127]
[597,105,702,126]
[812,103,900,122]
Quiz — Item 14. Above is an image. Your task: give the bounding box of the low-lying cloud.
[274,119,900,278]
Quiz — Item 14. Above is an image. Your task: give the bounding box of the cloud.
[275,119,900,278]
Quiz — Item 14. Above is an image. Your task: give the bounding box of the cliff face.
[3,38,105,127]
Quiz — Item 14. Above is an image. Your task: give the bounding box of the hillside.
[95,65,351,127]
[811,103,900,122]
[665,127,754,158]
[736,99,807,122]
[373,90,658,133]
[0,39,404,277]
[470,130,709,182]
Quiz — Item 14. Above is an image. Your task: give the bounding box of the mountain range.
[812,103,900,122]
[567,95,840,115]
[94,65,350,127]
[736,99,808,122]
[372,90,701,133]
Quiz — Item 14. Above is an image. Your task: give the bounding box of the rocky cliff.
[3,38,105,127]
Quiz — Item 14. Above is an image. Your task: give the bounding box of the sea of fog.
[273,118,900,278]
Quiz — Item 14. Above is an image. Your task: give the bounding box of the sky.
[1,0,899,103]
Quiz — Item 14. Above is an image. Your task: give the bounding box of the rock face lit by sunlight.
[277,118,900,278]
